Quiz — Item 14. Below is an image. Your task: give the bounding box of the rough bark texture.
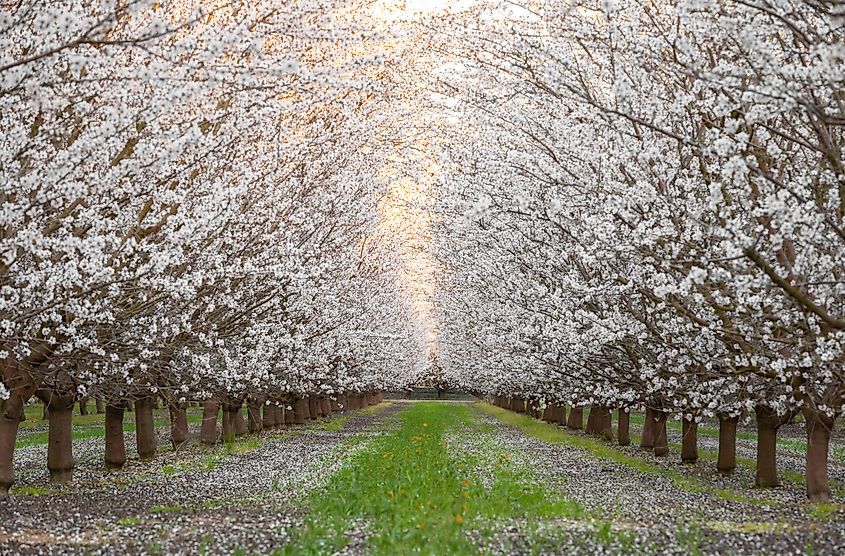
[652,410,669,457]
[47,398,76,483]
[599,406,613,441]
[135,396,157,460]
[247,403,263,433]
[566,406,583,430]
[262,404,275,429]
[640,407,655,450]
[717,414,739,474]
[754,406,793,487]
[293,398,308,425]
[222,408,236,443]
[200,401,219,445]
[585,405,599,435]
[555,405,567,425]
[804,407,834,503]
[104,404,127,469]
[1,359,38,493]
[681,417,698,464]
[618,409,631,446]
[233,405,248,436]
[0,397,24,494]
[169,404,189,450]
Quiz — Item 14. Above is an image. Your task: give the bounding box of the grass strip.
[282,401,584,555]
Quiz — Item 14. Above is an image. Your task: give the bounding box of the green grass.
[11,485,59,495]
[356,401,393,416]
[808,503,840,521]
[280,402,585,555]
[225,437,262,455]
[149,504,182,513]
[117,516,141,527]
[316,415,351,432]
[479,403,772,506]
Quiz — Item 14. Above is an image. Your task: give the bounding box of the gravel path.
[5,402,845,555]
[0,404,398,555]
[463,406,845,555]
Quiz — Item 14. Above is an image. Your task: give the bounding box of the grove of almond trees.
[2,1,844,555]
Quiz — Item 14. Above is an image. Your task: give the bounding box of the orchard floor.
[1,402,844,555]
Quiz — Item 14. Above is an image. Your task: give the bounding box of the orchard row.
[428,1,845,504]
[1,3,421,495]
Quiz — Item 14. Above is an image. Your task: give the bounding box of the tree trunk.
[330,398,340,412]
[47,398,75,483]
[284,404,295,425]
[640,408,655,450]
[339,395,349,411]
[200,401,219,445]
[248,403,263,433]
[309,397,319,419]
[42,403,49,421]
[804,407,834,503]
[169,404,189,450]
[263,403,275,429]
[95,398,105,414]
[754,406,787,487]
[78,398,88,416]
[599,406,613,441]
[104,404,127,469]
[618,409,630,446]
[0,397,24,494]
[135,396,157,460]
[233,406,248,436]
[436,388,445,400]
[681,417,698,464]
[586,405,599,435]
[512,398,526,413]
[566,406,583,429]
[293,398,308,424]
[653,410,669,457]
[542,405,555,422]
[717,414,738,473]
[222,408,236,443]
[322,398,332,418]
